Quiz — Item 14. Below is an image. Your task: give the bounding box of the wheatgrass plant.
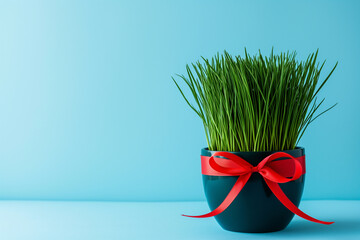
[173,50,337,152]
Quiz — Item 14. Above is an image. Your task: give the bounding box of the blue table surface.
[0,200,358,240]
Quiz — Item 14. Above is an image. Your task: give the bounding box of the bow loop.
[208,152,254,176]
[256,152,303,182]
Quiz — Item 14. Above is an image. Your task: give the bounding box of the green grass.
[173,49,337,152]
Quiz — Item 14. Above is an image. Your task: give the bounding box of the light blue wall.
[0,0,359,201]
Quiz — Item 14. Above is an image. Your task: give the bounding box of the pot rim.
[201,146,305,155]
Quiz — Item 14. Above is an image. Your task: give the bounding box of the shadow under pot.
[201,147,305,233]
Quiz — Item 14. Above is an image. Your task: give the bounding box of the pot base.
[219,222,288,233]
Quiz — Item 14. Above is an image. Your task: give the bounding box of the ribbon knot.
[183,151,334,225]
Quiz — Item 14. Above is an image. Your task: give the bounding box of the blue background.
[0,0,359,201]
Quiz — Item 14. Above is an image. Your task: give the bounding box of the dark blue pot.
[202,147,305,233]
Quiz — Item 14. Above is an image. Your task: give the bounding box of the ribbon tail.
[264,179,334,225]
[183,173,251,218]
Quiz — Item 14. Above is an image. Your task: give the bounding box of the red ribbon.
[183,151,334,225]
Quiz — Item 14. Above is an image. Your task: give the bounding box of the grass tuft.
[173,49,337,152]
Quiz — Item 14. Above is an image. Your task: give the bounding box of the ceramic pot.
[202,147,305,233]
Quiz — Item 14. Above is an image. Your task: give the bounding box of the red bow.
[183,151,333,225]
